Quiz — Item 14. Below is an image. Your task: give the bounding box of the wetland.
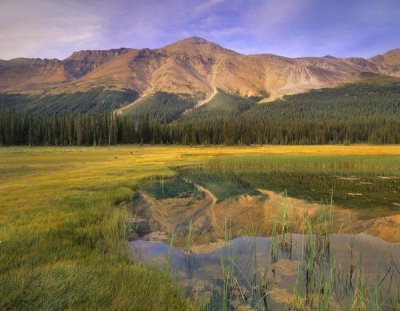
[131,154,400,310]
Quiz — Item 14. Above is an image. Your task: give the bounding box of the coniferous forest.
[1,109,399,146]
[1,78,400,145]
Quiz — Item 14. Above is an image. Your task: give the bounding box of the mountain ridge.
[4,38,399,62]
[0,37,399,104]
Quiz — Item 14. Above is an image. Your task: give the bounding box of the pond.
[130,155,400,310]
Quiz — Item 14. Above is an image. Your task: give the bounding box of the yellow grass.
[0,145,399,310]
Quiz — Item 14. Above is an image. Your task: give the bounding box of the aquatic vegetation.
[180,154,400,212]
[2,145,399,310]
[132,152,400,309]
[142,175,197,200]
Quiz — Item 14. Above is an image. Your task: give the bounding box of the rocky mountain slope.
[0,37,399,107]
[369,48,400,77]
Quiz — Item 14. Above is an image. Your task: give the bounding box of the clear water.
[133,154,400,309]
[131,234,400,309]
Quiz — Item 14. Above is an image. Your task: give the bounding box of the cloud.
[194,0,226,14]
[245,0,310,33]
[0,0,107,59]
[0,0,399,59]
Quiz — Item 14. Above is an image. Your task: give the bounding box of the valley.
[2,1,400,310]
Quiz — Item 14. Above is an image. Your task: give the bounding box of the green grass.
[189,154,400,212]
[180,169,260,201]
[142,176,197,200]
[1,145,400,309]
[0,147,195,310]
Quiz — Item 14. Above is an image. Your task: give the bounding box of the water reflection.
[133,154,400,309]
[131,234,400,309]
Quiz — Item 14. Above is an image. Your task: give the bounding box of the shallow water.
[178,155,400,212]
[131,234,400,309]
[141,155,400,216]
[133,155,400,309]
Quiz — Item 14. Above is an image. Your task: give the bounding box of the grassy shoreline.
[1,145,400,309]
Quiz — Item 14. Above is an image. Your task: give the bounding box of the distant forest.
[1,78,400,145]
[1,111,399,146]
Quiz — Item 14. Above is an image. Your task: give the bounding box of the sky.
[0,0,399,60]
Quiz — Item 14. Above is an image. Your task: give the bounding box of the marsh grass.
[1,145,400,310]
[185,219,194,255]
[188,188,399,310]
[184,153,400,212]
[0,146,199,310]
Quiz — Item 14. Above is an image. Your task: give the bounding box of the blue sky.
[1,0,399,59]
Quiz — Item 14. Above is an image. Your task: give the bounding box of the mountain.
[0,58,68,92]
[369,48,400,77]
[0,37,399,115]
[63,48,132,78]
[0,48,132,93]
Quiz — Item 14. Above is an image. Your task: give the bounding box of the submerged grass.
[1,145,400,309]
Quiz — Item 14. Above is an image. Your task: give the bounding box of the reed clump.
[188,189,400,310]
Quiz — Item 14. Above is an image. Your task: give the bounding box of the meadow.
[1,145,400,310]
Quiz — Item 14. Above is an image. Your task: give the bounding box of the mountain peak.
[162,36,236,57]
[179,36,213,44]
[1,37,400,97]
[369,48,400,74]
[164,36,225,50]
[384,48,400,54]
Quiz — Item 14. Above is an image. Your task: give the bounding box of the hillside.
[2,76,399,146]
[180,76,400,144]
[0,88,138,115]
[182,90,257,120]
[369,49,400,77]
[123,92,197,122]
[1,37,400,116]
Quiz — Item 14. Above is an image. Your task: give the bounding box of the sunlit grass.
[0,146,193,310]
[1,145,399,309]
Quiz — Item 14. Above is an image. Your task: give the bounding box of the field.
[1,145,400,310]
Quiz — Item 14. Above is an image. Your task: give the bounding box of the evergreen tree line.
[1,111,399,146]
